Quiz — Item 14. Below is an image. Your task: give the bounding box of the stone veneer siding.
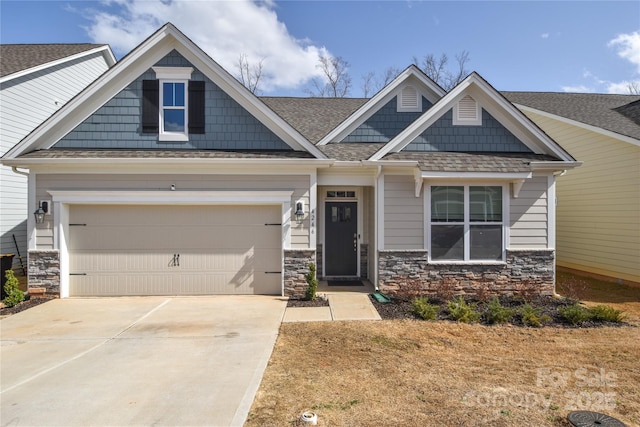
[378,249,555,297]
[28,250,60,294]
[360,243,368,279]
[283,249,316,299]
[316,244,323,278]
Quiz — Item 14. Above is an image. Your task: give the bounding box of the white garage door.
[68,205,282,296]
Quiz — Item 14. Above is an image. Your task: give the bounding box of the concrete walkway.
[283,282,381,322]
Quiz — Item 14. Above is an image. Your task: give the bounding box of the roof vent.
[397,86,421,112]
[453,95,481,125]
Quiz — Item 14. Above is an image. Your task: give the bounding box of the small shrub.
[559,303,593,325]
[3,269,25,308]
[412,297,439,321]
[515,280,539,303]
[519,303,551,327]
[447,296,480,323]
[304,262,318,301]
[484,297,515,324]
[589,305,626,323]
[435,277,456,302]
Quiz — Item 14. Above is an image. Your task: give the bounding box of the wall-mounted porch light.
[34,201,47,224]
[295,201,305,222]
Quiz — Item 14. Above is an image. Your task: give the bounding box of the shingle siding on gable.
[405,109,532,152]
[342,97,432,143]
[55,50,290,151]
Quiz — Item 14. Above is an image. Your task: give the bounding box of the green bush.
[484,297,515,324]
[3,269,24,308]
[447,296,480,323]
[304,262,318,301]
[559,303,593,325]
[412,297,439,320]
[589,305,626,323]
[519,303,551,327]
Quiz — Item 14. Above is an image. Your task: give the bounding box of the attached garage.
[68,204,283,296]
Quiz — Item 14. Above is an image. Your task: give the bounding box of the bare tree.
[360,66,401,97]
[627,81,640,95]
[307,55,352,97]
[413,50,470,91]
[236,53,264,95]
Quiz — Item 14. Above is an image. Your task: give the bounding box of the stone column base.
[28,250,60,295]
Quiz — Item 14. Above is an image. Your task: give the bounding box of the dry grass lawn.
[247,277,640,427]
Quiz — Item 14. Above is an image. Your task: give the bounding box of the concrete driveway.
[0,296,287,426]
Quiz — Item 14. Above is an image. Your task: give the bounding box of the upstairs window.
[143,67,205,141]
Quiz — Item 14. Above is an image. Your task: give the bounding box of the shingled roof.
[0,44,108,78]
[261,97,367,143]
[19,149,315,160]
[503,92,640,142]
[384,152,560,173]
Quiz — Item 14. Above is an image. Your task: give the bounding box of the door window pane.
[431,186,464,222]
[470,225,502,260]
[431,225,464,260]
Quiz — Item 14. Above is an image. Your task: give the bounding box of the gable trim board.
[3,24,326,160]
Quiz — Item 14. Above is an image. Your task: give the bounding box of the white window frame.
[427,183,507,263]
[153,67,193,142]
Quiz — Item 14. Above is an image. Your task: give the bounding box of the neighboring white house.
[0,44,116,271]
[504,92,640,285]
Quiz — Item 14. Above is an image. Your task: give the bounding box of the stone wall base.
[378,249,555,298]
[283,249,316,299]
[28,250,60,295]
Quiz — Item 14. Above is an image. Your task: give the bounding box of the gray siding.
[405,109,531,152]
[55,51,290,151]
[342,97,432,143]
[510,175,549,249]
[384,175,423,249]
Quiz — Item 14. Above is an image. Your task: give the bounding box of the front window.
[160,80,188,140]
[430,185,504,261]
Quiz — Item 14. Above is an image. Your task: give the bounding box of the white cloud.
[608,31,640,73]
[541,33,549,39]
[561,85,592,93]
[82,0,330,93]
[606,79,640,94]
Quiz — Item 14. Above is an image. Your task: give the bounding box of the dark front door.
[325,202,357,276]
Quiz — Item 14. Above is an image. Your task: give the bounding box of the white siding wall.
[524,111,640,283]
[34,173,311,250]
[0,53,110,266]
[509,175,549,249]
[384,174,423,249]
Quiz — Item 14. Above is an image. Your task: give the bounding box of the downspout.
[11,166,29,177]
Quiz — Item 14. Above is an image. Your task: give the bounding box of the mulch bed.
[287,296,330,308]
[369,294,630,328]
[0,295,56,317]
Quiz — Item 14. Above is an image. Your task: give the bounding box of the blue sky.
[1,1,639,96]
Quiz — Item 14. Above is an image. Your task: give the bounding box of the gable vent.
[454,95,482,125]
[398,86,421,112]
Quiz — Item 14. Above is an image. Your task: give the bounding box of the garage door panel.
[69,205,283,296]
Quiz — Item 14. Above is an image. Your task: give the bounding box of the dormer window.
[142,67,205,141]
[453,95,482,126]
[397,86,421,112]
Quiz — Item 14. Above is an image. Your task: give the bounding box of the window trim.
[426,183,508,263]
[153,67,193,142]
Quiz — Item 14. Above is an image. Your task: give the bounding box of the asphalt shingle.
[503,92,640,141]
[0,44,108,78]
[384,152,560,173]
[19,149,315,159]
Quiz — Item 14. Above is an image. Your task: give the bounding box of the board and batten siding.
[0,52,110,265]
[34,173,311,249]
[524,111,640,283]
[384,174,423,249]
[509,175,549,249]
